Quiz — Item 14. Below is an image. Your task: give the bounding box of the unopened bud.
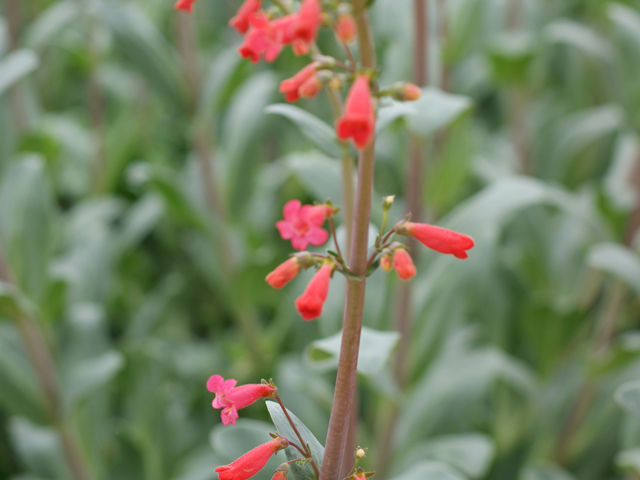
[355,448,366,459]
[380,251,392,272]
[382,195,395,211]
[391,82,422,102]
[299,75,324,98]
[336,14,357,43]
[329,76,344,90]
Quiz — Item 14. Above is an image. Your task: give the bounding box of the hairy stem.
[319,3,376,479]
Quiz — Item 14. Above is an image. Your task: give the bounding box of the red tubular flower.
[336,14,357,43]
[392,248,416,280]
[239,14,284,63]
[272,464,290,480]
[279,63,319,102]
[266,258,301,289]
[276,200,330,250]
[215,437,289,480]
[299,75,323,98]
[398,222,475,259]
[175,0,197,12]
[229,0,263,34]
[291,0,322,44]
[295,261,334,321]
[207,375,277,425]
[336,75,375,149]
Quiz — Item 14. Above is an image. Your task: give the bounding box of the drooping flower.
[207,375,277,425]
[335,14,357,43]
[229,0,263,34]
[279,63,319,102]
[290,0,322,44]
[397,222,474,259]
[336,75,375,149]
[266,258,301,289]
[276,200,330,250]
[392,248,416,280]
[272,464,290,480]
[239,14,285,63]
[175,0,197,12]
[215,437,289,480]
[295,261,335,321]
[299,75,323,98]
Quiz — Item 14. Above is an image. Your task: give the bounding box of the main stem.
[319,3,376,480]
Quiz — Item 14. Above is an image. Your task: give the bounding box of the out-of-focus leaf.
[587,243,640,297]
[0,324,48,423]
[0,155,56,300]
[95,1,186,108]
[170,448,222,480]
[0,281,35,321]
[199,46,243,120]
[62,350,124,411]
[617,447,640,474]
[306,327,400,376]
[616,380,640,418]
[608,3,640,53]
[265,104,342,158]
[406,88,473,137]
[544,20,612,63]
[117,193,165,252]
[376,101,417,133]
[0,49,39,98]
[284,152,344,204]
[487,31,536,83]
[266,401,324,480]
[8,417,68,479]
[25,0,80,51]
[604,132,639,211]
[520,466,576,480]
[404,434,495,479]
[388,461,467,480]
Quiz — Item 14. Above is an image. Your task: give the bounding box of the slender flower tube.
[215,437,289,480]
[336,75,375,149]
[207,375,277,425]
[266,258,301,289]
[276,200,330,250]
[280,63,320,102]
[174,0,197,12]
[392,248,416,280]
[229,0,263,34]
[397,222,475,259]
[295,261,335,321]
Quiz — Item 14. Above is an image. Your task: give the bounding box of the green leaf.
[266,401,324,480]
[520,466,576,480]
[406,88,473,137]
[25,0,80,51]
[616,447,640,474]
[544,20,613,63]
[306,327,400,376]
[0,281,35,321]
[388,461,467,480]
[8,417,68,479]
[604,132,639,211]
[62,350,124,411]
[0,49,39,98]
[376,101,417,134]
[616,380,640,418]
[265,104,343,158]
[487,31,536,83]
[608,3,640,54]
[284,152,344,204]
[587,243,640,297]
[0,155,56,300]
[404,434,495,479]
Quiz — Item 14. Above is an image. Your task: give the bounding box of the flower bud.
[392,248,416,281]
[299,75,324,99]
[336,14,357,43]
[380,251,392,272]
[355,448,366,459]
[382,195,395,211]
[398,83,422,101]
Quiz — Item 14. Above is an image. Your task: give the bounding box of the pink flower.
[239,14,285,63]
[215,437,289,480]
[295,261,334,321]
[290,0,322,44]
[266,258,301,289]
[392,248,416,280]
[279,63,319,102]
[272,464,289,480]
[336,75,375,149]
[335,14,357,43]
[380,252,392,272]
[397,222,475,259]
[175,0,197,12]
[276,200,330,250]
[299,75,323,98]
[207,375,277,425]
[229,0,263,34]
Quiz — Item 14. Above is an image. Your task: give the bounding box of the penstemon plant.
[174,1,475,480]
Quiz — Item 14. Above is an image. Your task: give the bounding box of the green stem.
[319,4,376,479]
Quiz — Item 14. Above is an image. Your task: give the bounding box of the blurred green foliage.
[0,0,640,480]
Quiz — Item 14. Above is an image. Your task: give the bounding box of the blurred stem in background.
[320,1,376,479]
[375,1,428,477]
[4,0,28,133]
[554,151,640,466]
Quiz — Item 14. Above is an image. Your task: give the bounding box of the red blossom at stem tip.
[207,375,276,425]
[215,437,289,480]
[276,200,330,250]
[392,248,416,280]
[280,63,320,102]
[295,261,335,321]
[266,257,301,289]
[174,0,197,12]
[229,0,263,34]
[398,222,475,259]
[336,75,375,149]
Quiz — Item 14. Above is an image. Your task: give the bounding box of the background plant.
[1,1,640,480]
